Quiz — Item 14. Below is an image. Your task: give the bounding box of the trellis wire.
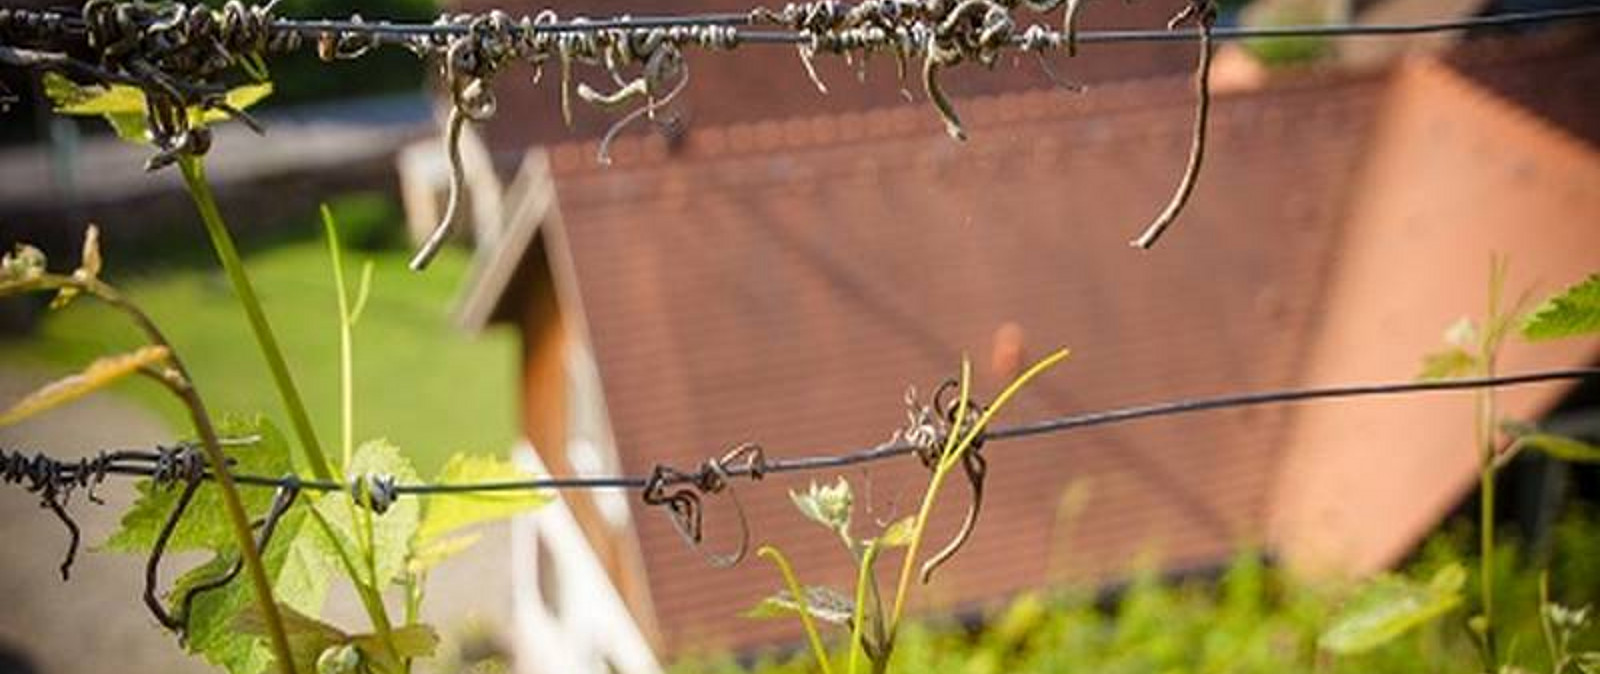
[7,367,1596,498]
[5,2,1598,262]
[13,4,1600,44]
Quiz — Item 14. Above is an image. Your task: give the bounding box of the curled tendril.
[147,471,301,634]
[922,42,964,140]
[642,443,766,568]
[316,13,379,61]
[409,14,506,271]
[920,448,986,583]
[923,0,1016,140]
[1,448,116,580]
[142,445,210,629]
[31,1,1216,260]
[70,0,284,169]
[900,378,990,583]
[582,46,690,165]
[1130,0,1216,250]
[1056,0,1086,56]
[405,12,739,268]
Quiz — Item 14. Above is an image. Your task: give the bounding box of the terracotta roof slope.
[543,69,1389,653]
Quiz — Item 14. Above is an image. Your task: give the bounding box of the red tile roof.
[1268,51,1600,576]
[455,20,1600,655]
[541,68,1389,652]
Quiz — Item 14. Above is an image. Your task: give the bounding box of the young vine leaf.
[171,507,334,674]
[1417,317,1480,381]
[234,603,438,674]
[238,602,347,674]
[1521,273,1600,341]
[1319,563,1466,655]
[877,516,917,548]
[407,533,482,576]
[745,585,857,626]
[42,72,152,143]
[105,418,335,674]
[314,439,421,590]
[41,72,272,144]
[791,477,854,545]
[1515,433,1600,464]
[414,453,551,547]
[105,418,288,552]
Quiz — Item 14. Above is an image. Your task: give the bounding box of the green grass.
[0,236,518,476]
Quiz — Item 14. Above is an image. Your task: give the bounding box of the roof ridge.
[1412,54,1600,163]
[1443,27,1600,71]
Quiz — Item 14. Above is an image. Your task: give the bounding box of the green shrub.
[675,511,1600,674]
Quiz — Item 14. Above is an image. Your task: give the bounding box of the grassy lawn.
[0,229,519,476]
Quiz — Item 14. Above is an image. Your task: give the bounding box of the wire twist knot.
[348,472,399,514]
[2,447,117,579]
[642,442,766,566]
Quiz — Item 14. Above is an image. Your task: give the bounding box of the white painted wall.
[510,447,662,674]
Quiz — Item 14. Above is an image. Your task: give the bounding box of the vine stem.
[178,156,336,482]
[1477,381,1497,665]
[1475,260,1507,668]
[757,546,835,674]
[887,358,972,637]
[887,348,1073,637]
[152,370,298,674]
[67,275,297,674]
[848,540,883,674]
[323,208,403,666]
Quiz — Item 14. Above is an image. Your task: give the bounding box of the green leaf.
[1522,274,1600,341]
[1444,317,1478,349]
[415,453,549,545]
[745,586,855,626]
[44,72,147,115]
[352,624,438,670]
[235,603,436,674]
[1319,563,1466,654]
[1417,347,1478,382]
[790,478,853,541]
[1519,433,1600,464]
[43,73,272,143]
[0,346,170,427]
[103,112,152,144]
[240,53,272,83]
[234,602,347,674]
[177,506,335,674]
[315,439,422,589]
[876,516,916,548]
[104,417,290,553]
[1576,652,1600,674]
[408,533,482,575]
[42,73,151,143]
[115,420,337,674]
[200,83,274,124]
